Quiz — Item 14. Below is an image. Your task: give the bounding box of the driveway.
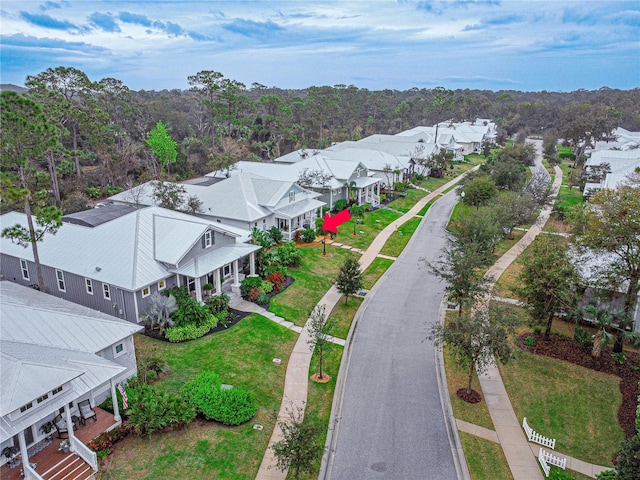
[325,190,460,479]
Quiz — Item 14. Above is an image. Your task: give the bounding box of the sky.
[1,1,639,93]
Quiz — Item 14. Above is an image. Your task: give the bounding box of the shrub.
[165,314,218,342]
[88,425,132,454]
[315,217,325,236]
[209,388,257,425]
[293,230,303,244]
[612,352,626,365]
[241,276,263,299]
[524,336,536,347]
[261,280,274,295]
[205,293,229,316]
[182,373,256,426]
[265,271,286,292]
[574,326,594,350]
[549,468,574,480]
[171,296,211,327]
[616,435,640,480]
[256,293,269,305]
[100,384,136,417]
[273,242,301,268]
[301,228,316,243]
[126,385,195,436]
[596,470,618,480]
[334,199,348,212]
[267,226,284,245]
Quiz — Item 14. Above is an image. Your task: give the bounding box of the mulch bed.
[252,276,295,309]
[518,332,640,440]
[457,388,482,404]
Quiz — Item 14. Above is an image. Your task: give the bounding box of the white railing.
[522,417,556,449]
[70,436,98,471]
[538,448,567,477]
[22,463,43,480]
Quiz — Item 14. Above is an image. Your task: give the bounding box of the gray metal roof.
[62,204,140,227]
[1,206,246,290]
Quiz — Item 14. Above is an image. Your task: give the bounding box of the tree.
[188,70,225,150]
[336,254,363,304]
[426,239,489,317]
[573,186,640,352]
[582,299,617,358]
[431,86,455,142]
[146,121,178,177]
[306,305,336,381]
[489,191,536,239]
[272,403,324,480]
[1,91,63,292]
[451,207,502,262]
[459,175,498,208]
[514,235,579,340]
[560,103,618,167]
[429,305,517,396]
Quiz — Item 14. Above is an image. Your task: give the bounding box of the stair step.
[42,454,94,480]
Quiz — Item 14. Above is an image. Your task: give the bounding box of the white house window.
[113,342,125,358]
[158,280,166,291]
[223,264,231,278]
[36,393,49,404]
[204,231,213,248]
[289,190,295,203]
[52,386,62,395]
[56,270,66,292]
[103,283,111,300]
[20,259,29,281]
[85,278,93,295]
[142,286,151,298]
[20,402,33,413]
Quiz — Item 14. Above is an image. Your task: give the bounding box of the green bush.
[549,468,573,480]
[524,336,536,347]
[267,226,284,245]
[181,373,256,426]
[558,150,576,160]
[272,241,301,268]
[171,296,211,327]
[240,276,263,298]
[265,271,286,292]
[333,199,348,212]
[596,470,618,480]
[302,228,316,243]
[100,383,136,417]
[261,280,274,295]
[165,314,219,342]
[574,326,594,350]
[256,293,269,305]
[126,385,195,436]
[617,435,640,480]
[205,293,229,316]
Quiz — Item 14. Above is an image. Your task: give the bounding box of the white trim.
[85,278,94,295]
[20,259,29,281]
[113,342,125,358]
[157,279,166,291]
[103,283,111,300]
[204,230,213,248]
[56,269,66,292]
[141,286,151,298]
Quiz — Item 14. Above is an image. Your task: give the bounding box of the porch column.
[231,260,241,295]
[110,378,122,422]
[18,430,29,473]
[215,268,222,294]
[64,404,77,441]
[249,252,256,277]
[194,277,202,303]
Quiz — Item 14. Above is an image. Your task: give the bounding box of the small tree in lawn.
[272,403,324,480]
[336,254,362,304]
[307,305,336,381]
[429,305,517,401]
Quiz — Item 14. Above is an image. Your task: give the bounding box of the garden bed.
[143,308,252,342]
[518,332,640,440]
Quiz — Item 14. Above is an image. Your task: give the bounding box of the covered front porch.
[172,243,261,303]
[1,407,116,480]
[353,177,381,207]
[275,196,325,241]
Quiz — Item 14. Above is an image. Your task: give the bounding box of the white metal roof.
[170,243,261,277]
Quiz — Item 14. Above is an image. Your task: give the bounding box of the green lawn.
[361,257,394,289]
[332,208,401,251]
[269,246,352,326]
[98,315,299,479]
[385,188,429,213]
[379,216,422,257]
[459,432,513,480]
[328,296,363,340]
[499,350,622,467]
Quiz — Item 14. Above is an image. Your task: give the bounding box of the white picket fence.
[522,417,556,449]
[538,448,567,477]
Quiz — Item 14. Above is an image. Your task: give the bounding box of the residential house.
[0,281,143,476]
[0,205,260,319]
[589,127,640,153]
[109,173,325,242]
[397,119,496,157]
[209,154,381,210]
[583,149,640,195]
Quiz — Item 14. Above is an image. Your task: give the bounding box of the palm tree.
[582,300,615,358]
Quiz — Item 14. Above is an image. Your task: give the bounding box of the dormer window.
[204,231,213,248]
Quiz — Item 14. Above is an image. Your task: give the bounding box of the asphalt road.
[326,190,459,480]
